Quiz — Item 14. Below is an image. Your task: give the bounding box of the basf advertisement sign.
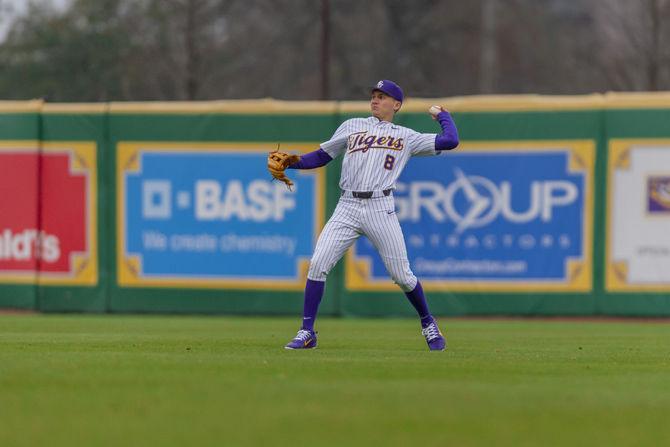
[117,143,324,290]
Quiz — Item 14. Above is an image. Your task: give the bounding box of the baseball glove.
[267,149,301,190]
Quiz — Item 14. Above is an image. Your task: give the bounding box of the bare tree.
[479,0,497,93]
[1,0,669,100]
[593,0,670,91]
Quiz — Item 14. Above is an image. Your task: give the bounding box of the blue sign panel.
[118,144,322,289]
[349,143,593,291]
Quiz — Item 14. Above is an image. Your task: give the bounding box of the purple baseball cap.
[372,79,404,102]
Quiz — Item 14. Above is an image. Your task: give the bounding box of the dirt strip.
[0,308,37,315]
[447,315,670,324]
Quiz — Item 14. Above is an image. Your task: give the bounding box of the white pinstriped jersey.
[320,117,438,191]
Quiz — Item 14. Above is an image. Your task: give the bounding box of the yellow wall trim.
[2,92,670,114]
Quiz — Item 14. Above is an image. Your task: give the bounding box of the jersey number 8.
[383,154,396,170]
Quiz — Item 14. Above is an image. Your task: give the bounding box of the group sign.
[117,143,323,289]
[346,141,594,291]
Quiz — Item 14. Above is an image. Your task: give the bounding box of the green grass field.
[1,314,669,447]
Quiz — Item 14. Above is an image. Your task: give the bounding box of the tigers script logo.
[347,131,404,154]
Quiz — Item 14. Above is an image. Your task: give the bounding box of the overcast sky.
[0,0,71,40]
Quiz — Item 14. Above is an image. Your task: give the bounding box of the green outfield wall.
[1,93,670,316]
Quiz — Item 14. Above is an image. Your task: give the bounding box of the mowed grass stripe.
[1,315,669,447]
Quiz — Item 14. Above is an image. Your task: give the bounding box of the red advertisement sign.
[0,144,97,285]
[0,152,39,273]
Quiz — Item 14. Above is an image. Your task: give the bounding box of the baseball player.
[268,80,459,350]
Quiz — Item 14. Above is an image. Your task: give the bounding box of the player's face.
[371,91,401,121]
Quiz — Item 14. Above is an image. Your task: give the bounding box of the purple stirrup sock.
[302,279,325,331]
[404,281,433,328]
